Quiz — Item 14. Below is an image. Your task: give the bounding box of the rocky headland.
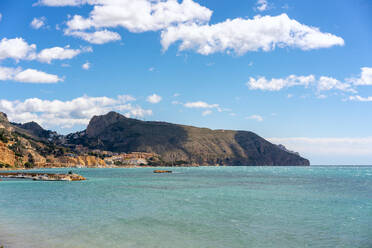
[0,111,310,169]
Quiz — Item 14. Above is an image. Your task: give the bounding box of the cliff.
[49,155,106,168]
[69,112,309,166]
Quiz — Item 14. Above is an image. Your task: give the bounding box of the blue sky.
[0,0,371,165]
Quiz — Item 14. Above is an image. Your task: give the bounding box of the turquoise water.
[0,167,371,248]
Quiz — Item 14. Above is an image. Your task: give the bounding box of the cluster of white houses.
[104,152,158,166]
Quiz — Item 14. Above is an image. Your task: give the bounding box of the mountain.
[12,121,57,140]
[66,111,310,166]
[0,112,105,169]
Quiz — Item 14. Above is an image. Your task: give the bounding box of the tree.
[25,154,35,168]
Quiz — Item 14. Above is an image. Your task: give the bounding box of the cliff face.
[53,155,106,167]
[74,112,310,166]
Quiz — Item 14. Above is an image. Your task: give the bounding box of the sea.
[0,166,371,248]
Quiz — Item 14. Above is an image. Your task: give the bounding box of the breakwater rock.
[0,172,86,181]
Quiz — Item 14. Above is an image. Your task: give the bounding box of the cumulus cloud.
[37,46,87,63]
[184,101,219,109]
[348,67,372,86]
[161,14,344,55]
[183,101,224,115]
[34,0,95,6]
[0,38,36,61]
[248,73,359,94]
[64,0,212,33]
[13,69,63,83]
[248,75,315,91]
[0,95,151,129]
[246,115,263,122]
[147,94,162,104]
[317,76,356,93]
[256,0,269,11]
[0,66,63,83]
[82,62,91,70]
[38,0,343,56]
[64,30,121,44]
[30,17,46,29]
[0,37,88,63]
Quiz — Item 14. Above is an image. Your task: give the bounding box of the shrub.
[0,131,8,143]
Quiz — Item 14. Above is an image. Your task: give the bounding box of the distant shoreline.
[0,164,320,172]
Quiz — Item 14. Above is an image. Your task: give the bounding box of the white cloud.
[349,95,372,102]
[246,115,263,122]
[147,94,162,104]
[184,101,225,114]
[256,0,268,11]
[0,38,36,61]
[0,37,88,64]
[64,0,212,33]
[0,95,151,129]
[202,110,212,116]
[34,0,95,6]
[248,74,358,94]
[348,67,372,86]
[14,69,62,83]
[248,75,315,91]
[268,137,372,157]
[184,101,219,109]
[0,66,62,83]
[317,76,356,93]
[161,14,344,55]
[82,62,91,70]
[30,17,46,29]
[37,46,85,63]
[38,1,343,57]
[65,30,121,44]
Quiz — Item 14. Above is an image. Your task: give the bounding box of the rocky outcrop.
[0,112,13,132]
[0,172,86,181]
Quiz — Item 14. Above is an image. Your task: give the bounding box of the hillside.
[66,112,310,166]
[0,112,105,169]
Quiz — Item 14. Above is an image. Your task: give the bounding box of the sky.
[0,0,371,165]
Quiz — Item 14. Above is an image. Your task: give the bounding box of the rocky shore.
[0,172,86,181]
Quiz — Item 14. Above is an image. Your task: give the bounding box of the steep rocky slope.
[67,112,310,166]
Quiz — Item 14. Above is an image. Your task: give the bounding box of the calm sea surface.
[0,166,371,248]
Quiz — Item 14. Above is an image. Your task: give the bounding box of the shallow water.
[0,166,371,248]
